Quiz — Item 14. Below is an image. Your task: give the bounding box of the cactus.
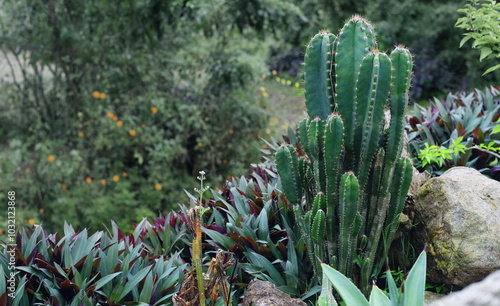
[275,15,413,296]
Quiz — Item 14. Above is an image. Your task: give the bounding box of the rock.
[409,167,430,196]
[425,291,446,305]
[411,167,500,288]
[241,279,307,306]
[428,269,500,306]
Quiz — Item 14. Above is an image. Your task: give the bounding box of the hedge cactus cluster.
[276,15,413,295]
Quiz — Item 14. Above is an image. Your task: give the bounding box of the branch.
[466,145,500,159]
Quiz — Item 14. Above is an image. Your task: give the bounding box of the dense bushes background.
[274,0,500,100]
[0,0,304,233]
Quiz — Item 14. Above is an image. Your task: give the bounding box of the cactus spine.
[275,16,413,297]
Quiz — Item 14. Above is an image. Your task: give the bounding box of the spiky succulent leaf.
[324,114,344,259]
[312,209,326,244]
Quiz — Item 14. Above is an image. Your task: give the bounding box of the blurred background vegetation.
[0,0,498,234]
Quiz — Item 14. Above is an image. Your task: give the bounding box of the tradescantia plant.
[317,248,427,306]
[276,15,413,296]
[406,86,500,179]
[198,160,319,301]
[0,221,187,305]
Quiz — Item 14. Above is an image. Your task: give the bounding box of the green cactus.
[275,15,413,297]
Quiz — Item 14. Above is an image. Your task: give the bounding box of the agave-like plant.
[317,248,426,306]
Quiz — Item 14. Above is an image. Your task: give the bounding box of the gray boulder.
[411,167,500,287]
[425,291,445,305]
[241,279,307,306]
[428,269,500,306]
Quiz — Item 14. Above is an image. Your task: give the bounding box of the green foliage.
[0,221,187,305]
[276,0,500,99]
[418,137,467,167]
[406,86,500,179]
[198,152,319,301]
[456,0,500,74]
[0,0,312,233]
[275,16,413,296]
[318,249,427,306]
[492,117,500,134]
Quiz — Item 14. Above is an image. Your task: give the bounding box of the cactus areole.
[275,15,413,296]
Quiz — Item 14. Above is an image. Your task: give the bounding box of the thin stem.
[466,145,500,159]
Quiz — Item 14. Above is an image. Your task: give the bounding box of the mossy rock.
[411,167,500,287]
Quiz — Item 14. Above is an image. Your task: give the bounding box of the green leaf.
[403,250,427,306]
[0,267,6,295]
[247,251,285,287]
[368,285,391,306]
[139,273,154,302]
[321,264,369,306]
[480,46,492,61]
[118,266,153,301]
[257,208,269,241]
[94,272,122,291]
[202,227,236,248]
[317,268,338,306]
[385,268,400,306]
[492,121,500,134]
[483,64,500,75]
[459,35,473,48]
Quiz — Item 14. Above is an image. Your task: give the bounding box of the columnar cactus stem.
[324,114,344,260]
[338,172,360,277]
[335,16,376,168]
[305,31,335,120]
[353,51,391,191]
[276,15,413,296]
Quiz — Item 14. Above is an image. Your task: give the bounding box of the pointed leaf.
[403,250,427,306]
[94,272,122,291]
[321,264,369,306]
[369,285,391,306]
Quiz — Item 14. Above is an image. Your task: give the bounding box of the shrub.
[456,0,500,75]
[406,86,500,179]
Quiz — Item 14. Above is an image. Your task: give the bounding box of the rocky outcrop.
[410,167,500,288]
[241,279,307,306]
[428,269,500,306]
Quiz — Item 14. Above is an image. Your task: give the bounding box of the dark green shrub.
[406,86,500,179]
